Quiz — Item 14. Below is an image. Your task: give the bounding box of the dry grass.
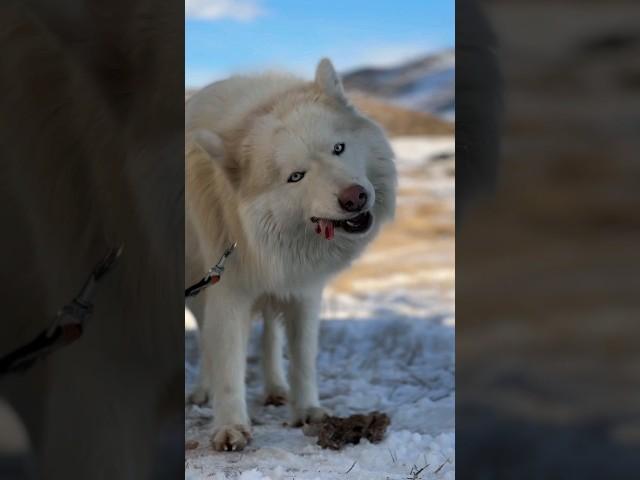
[329,164,454,299]
[349,92,454,136]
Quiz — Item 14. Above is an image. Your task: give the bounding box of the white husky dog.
[185,58,396,451]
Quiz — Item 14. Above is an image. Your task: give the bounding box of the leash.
[0,245,123,376]
[185,242,237,298]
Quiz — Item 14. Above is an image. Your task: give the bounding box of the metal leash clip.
[185,242,237,298]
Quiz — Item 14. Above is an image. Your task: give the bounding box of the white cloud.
[186,0,264,21]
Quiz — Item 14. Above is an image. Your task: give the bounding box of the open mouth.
[310,211,373,240]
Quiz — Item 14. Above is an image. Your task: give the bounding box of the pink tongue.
[318,219,334,240]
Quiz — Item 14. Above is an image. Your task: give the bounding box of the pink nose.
[338,184,368,212]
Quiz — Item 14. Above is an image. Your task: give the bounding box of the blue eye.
[332,143,345,155]
[287,171,306,183]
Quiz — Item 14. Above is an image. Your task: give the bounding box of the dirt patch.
[185,439,199,450]
[303,411,391,450]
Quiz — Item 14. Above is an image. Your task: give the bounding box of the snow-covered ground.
[185,136,455,479]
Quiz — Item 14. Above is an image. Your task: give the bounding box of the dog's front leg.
[283,290,329,426]
[202,286,252,451]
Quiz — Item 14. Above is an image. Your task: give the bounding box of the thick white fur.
[185,59,397,451]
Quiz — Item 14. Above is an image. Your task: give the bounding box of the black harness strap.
[184,275,218,298]
[0,246,122,376]
[185,242,237,298]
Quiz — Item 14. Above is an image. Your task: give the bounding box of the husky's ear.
[191,129,224,162]
[315,58,346,102]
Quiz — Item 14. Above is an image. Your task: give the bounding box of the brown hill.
[185,90,453,137]
[349,92,453,136]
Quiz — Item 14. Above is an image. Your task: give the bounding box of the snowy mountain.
[342,50,455,121]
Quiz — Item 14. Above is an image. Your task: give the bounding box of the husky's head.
[196,59,396,274]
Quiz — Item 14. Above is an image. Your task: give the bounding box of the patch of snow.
[391,137,455,172]
[391,137,455,207]
[185,289,454,479]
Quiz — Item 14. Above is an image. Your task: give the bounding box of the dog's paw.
[291,406,330,427]
[264,385,289,406]
[187,386,209,406]
[210,424,252,452]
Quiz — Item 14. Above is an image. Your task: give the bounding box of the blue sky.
[186,0,454,87]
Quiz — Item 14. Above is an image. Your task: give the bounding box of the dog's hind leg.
[261,304,289,406]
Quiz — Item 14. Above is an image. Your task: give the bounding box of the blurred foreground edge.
[0,1,184,479]
[457,0,640,478]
